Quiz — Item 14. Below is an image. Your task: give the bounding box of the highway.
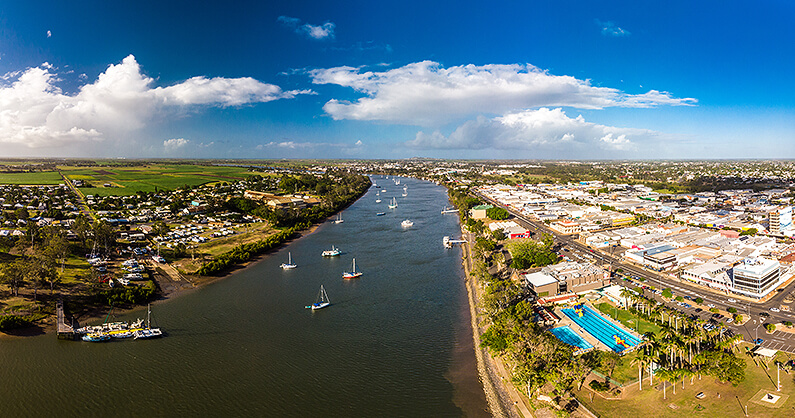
[475,190,795,353]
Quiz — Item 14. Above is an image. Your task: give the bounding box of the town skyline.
[0,1,792,160]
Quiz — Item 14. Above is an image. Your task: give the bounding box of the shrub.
[709,308,719,313]
[675,296,684,302]
[734,314,743,323]
[661,288,673,299]
[0,315,32,330]
[589,380,610,392]
[784,321,793,327]
[727,307,737,314]
[694,297,704,304]
[765,323,776,333]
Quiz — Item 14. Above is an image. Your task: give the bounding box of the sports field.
[58,164,258,196]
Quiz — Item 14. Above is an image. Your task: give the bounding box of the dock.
[56,298,77,340]
[443,236,468,248]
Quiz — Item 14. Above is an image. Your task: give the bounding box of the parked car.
[727,298,737,303]
[694,308,703,313]
[770,307,780,312]
[754,338,764,345]
[726,317,734,323]
[707,304,715,308]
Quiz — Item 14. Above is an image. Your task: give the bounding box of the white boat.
[376,198,381,203]
[322,245,341,257]
[343,258,363,279]
[306,285,330,310]
[401,219,414,228]
[388,197,397,209]
[402,191,407,197]
[134,304,163,340]
[280,252,297,269]
[333,212,344,224]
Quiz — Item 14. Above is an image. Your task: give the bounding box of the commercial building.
[522,262,609,297]
[470,204,493,220]
[730,257,783,298]
[769,206,793,237]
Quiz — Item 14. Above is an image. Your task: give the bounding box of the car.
[683,303,692,308]
[760,312,770,317]
[684,295,692,300]
[726,317,734,323]
[707,304,715,308]
[712,313,721,318]
[695,308,703,313]
[770,307,780,312]
[696,392,706,399]
[728,298,737,303]
[754,338,764,345]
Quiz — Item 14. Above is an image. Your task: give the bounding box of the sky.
[0,0,793,160]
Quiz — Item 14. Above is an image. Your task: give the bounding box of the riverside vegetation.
[0,167,370,331]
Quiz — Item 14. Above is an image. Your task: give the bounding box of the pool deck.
[553,302,644,354]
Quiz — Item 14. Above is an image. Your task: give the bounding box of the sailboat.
[388,197,397,209]
[280,252,297,269]
[334,212,344,224]
[343,258,363,279]
[134,304,163,339]
[306,285,330,310]
[375,191,381,203]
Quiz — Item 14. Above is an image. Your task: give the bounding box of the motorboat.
[401,219,414,228]
[322,246,341,257]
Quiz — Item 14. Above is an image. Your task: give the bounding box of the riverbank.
[460,227,526,418]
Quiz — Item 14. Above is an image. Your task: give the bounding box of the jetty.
[441,207,459,214]
[56,298,77,340]
[443,236,467,248]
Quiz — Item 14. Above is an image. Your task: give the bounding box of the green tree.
[486,206,509,220]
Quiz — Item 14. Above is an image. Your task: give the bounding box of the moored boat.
[280,252,297,269]
[343,258,363,279]
[306,285,330,310]
[322,245,341,257]
[401,219,414,228]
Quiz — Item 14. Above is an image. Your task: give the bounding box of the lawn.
[576,345,795,418]
[0,171,64,185]
[58,163,259,196]
[596,301,662,336]
[167,222,277,274]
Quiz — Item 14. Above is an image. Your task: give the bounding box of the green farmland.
[0,171,65,185]
[54,164,258,195]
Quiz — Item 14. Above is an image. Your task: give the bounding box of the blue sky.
[0,0,792,159]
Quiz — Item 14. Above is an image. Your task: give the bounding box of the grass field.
[58,164,261,196]
[577,346,795,418]
[596,301,662,336]
[0,171,64,185]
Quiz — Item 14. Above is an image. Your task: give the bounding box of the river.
[0,176,489,417]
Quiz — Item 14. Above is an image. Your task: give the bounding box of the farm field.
[58,164,260,196]
[0,171,64,185]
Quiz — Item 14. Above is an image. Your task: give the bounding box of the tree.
[661,288,673,299]
[491,228,506,241]
[0,260,25,297]
[486,206,509,220]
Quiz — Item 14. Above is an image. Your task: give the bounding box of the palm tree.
[655,367,672,400]
[632,350,650,391]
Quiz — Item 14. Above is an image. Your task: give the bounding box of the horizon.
[0,1,792,160]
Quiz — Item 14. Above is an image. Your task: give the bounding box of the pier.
[56,298,77,340]
[443,236,467,248]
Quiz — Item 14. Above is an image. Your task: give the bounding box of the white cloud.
[407,107,653,152]
[278,16,335,40]
[310,61,696,126]
[256,140,361,150]
[0,55,308,148]
[596,20,631,37]
[47,30,52,38]
[163,138,189,150]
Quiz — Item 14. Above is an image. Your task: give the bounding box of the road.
[475,190,795,354]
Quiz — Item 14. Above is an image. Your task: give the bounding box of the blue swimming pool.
[561,305,642,353]
[549,326,593,350]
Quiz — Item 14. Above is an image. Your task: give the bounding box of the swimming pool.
[549,326,593,350]
[561,305,642,353]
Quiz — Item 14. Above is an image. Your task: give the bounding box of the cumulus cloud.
[278,16,335,40]
[47,30,52,38]
[309,61,695,125]
[163,138,189,150]
[406,108,653,152]
[0,55,308,148]
[596,20,631,37]
[256,140,362,150]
